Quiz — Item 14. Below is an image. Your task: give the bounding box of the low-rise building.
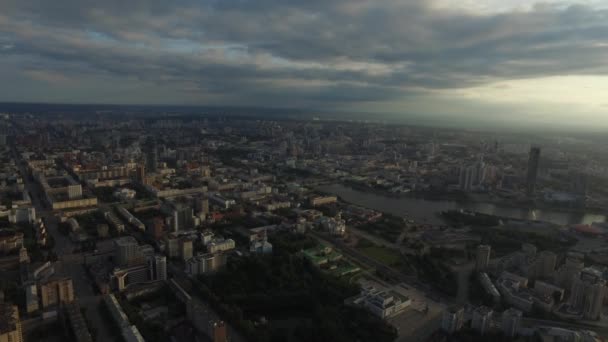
[309,196,337,207]
[39,277,75,308]
[185,252,227,276]
[207,238,235,254]
[249,230,272,254]
[352,284,411,319]
[0,304,22,342]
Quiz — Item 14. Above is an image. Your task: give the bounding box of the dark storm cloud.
[1,0,608,105]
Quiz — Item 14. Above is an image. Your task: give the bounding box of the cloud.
[0,0,607,117]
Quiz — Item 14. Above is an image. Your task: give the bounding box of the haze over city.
[1,0,608,129]
[3,2,608,342]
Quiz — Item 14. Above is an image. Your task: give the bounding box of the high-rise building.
[569,268,606,320]
[171,205,195,232]
[151,255,167,281]
[136,164,146,185]
[180,237,194,261]
[146,144,158,173]
[186,252,228,276]
[527,146,541,196]
[537,250,557,279]
[0,304,23,342]
[165,234,180,258]
[441,307,464,334]
[501,308,522,337]
[472,306,493,335]
[146,217,165,240]
[114,236,143,267]
[39,277,75,308]
[196,197,209,216]
[476,245,491,271]
[556,253,585,289]
[459,165,477,192]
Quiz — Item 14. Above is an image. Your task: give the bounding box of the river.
[317,184,607,226]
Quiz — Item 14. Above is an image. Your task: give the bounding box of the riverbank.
[331,180,608,217]
[316,183,607,226]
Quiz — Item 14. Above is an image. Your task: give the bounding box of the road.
[13,146,114,342]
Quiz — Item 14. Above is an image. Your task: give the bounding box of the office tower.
[476,245,491,271]
[569,268,606,320]
[114,236,142,267]
[501,308,522,337]
[172,205,195,232]
[0,304,22,342]
[39,277,74,308]
[441,307,464,334]
[472,306,493,335]
[527,146,541,196]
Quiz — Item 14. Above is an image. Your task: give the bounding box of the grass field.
[359,246,402,266]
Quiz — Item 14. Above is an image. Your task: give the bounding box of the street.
[14,148,114,341]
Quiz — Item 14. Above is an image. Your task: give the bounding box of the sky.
[1,0,608,129]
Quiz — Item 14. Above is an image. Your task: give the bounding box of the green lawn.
[358,246,402,266]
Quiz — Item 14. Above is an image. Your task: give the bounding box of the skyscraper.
[527,146,541,196]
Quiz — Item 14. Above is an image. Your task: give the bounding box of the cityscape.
[2,0,608,341]
[0,111,606,342]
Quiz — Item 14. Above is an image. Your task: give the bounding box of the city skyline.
[1,1,608,129]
